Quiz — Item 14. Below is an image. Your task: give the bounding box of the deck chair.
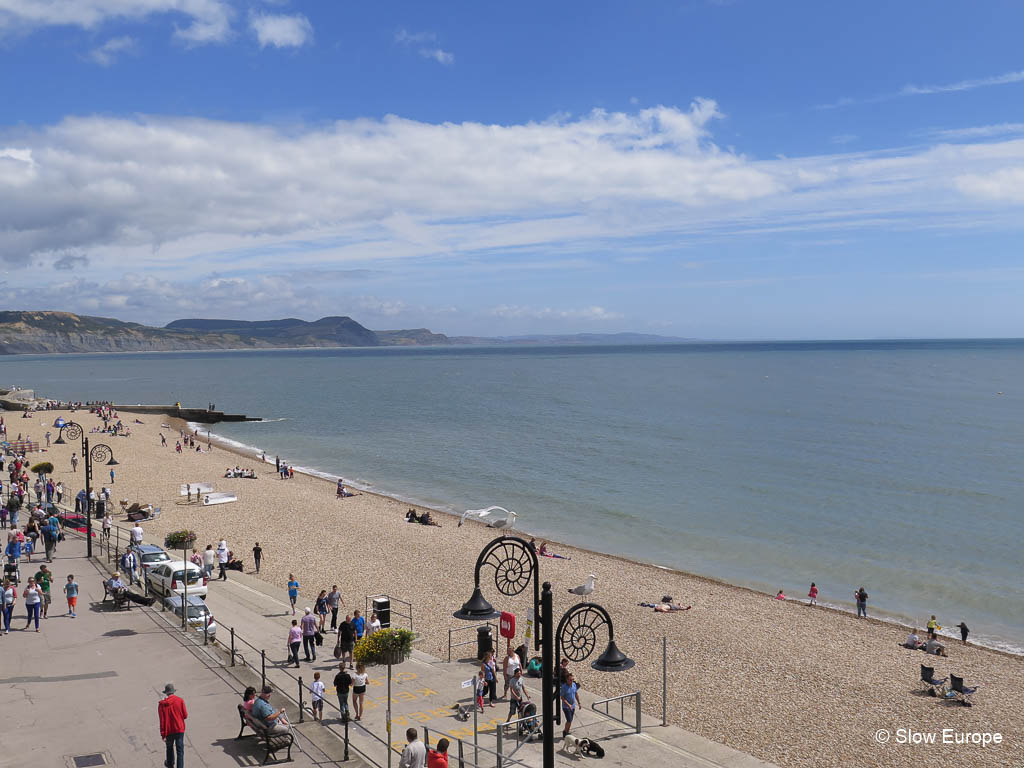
[949,675,978,706]
[920,665,946,696]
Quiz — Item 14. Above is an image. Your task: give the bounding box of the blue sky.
[2,1,1023,338]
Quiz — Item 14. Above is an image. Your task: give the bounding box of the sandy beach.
[22,406,1023,767]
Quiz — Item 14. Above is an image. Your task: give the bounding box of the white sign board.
[202,492,237,506]
[180,483,213,496]
[461,678,475,689]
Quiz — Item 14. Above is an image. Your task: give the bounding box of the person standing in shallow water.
[957,622,969,645]
[855,587,868,618]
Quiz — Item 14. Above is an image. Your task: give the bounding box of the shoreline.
[189,418,1024,659]
[13,406,1024,767]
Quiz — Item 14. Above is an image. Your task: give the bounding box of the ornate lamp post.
[453,535,634,768]
[53,421,118,558]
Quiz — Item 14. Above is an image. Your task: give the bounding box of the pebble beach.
[25,407,1024,767]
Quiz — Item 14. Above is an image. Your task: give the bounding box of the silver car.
[162,594,217,637]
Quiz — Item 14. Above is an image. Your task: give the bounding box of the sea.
[3,340,1022,653]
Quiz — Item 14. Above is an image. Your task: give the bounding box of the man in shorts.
[34,564,53,619]
[560,672,580,738]
[505,668,530,724]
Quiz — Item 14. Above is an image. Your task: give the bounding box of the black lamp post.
[454,536,634,768]
[55,422,118,558]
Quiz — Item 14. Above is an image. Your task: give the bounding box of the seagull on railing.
[568,575,596,596]
[458,506,518,529]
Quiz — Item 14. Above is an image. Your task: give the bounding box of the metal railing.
[420,724,530,768]
[447,622,497,662]
[591,691,642,734]
[365,593,414,632]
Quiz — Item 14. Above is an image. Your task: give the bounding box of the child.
[64,574,79,617]
[808,583,818,606]
[287,574,299,616]
[310,672,325,722]
[926,615,939,639]
[23,535,33,563]
[475,671,486,713]
[0,506,7,529]
[775,590,786,600]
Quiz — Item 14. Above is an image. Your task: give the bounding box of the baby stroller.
[4,559,20,586]
[517,702,541,742]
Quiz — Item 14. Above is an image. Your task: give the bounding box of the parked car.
[133,544,171,576]
[145,560,208,598]
[162,594,217,637]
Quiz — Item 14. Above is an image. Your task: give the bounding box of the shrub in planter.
[164,530,198,550]
[353,628,415,666]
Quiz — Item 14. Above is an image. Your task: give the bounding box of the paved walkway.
[0,532,351,768]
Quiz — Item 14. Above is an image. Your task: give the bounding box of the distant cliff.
[0,311,450,354]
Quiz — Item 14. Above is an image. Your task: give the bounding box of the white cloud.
[1,104,1023,285]
[489,305,623,322]
[250,12,312,49]
[396,28,453,65]
[955,167,1024,203]
[0,0,232,43]
[420,47,454,65]
[928,123,1024,141]
[902,69,1024,95]
[87,35,136,66]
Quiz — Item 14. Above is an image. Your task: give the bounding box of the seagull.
[458,505,518,529]
[568,575,596,596]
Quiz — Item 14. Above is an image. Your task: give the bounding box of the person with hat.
[252,685,290,733]
[158,683,188,768]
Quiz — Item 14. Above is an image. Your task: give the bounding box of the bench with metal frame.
[236,704,294,764]
[101,581,131,611]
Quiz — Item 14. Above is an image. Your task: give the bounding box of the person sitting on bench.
[251,685,290,733]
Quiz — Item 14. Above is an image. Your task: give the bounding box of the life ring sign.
[500,611,516,640]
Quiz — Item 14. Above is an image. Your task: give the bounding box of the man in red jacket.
[158,683,188,768]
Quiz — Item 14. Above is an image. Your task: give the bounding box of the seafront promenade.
[4,406,1022,767]
[5,511,774,767]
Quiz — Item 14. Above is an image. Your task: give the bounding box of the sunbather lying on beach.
[537,542,570,559]
[405,509,441,526]
[638,601,692,612]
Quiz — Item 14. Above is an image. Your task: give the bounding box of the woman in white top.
[503,645,522,696]
[2,577,16,634]
[23,576,41,631]
[350,663,369,721]
[367,611,382,636]
[102,513,113,539]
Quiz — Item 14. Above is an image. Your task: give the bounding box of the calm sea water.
[3,341,1022,651]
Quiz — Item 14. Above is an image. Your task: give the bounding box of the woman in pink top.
[808,583,818,606]
[287,619,302,668]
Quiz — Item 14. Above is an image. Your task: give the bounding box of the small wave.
[254,418,289,423]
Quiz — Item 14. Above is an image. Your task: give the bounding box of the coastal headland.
[16,405,1023,768]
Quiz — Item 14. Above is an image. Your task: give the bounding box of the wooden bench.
[101,581,131,611]
[236,704,294,764]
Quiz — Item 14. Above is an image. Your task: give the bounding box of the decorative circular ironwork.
[90,443,113,464]
[62,422,83,441]
[559,606,607,662]
[484,541,535,597]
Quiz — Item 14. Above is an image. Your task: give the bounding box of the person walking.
[502,643,522,696]
[333,663,351,722]
[327,585,343,629]
[300,607,318,662]
[216,539,228,581]
[560,671,581,739]
[399,727,426,768]
[309,672,325,722]
[505,668,529,724]
[252,542,263,574]
[287,574,299,615]
[855,587,868,618]
[102,512,113,540]
[352,609,365,641]
[481,650,498,706]
[314,591,329,632]
[337,614,355,670]
[808,582,818,606]
[368,611,381,636]
[202,545,215,579]
[350,663,368,721]
[121,549,138,586]
[34,564,53,619]
[287,620,302,668]
[109,467,115,484]
[64,574,79,617]
[158,682,188,768]
[131,521,144,547]
[2,577,16,634]
[23,576,42,631]
[70,453,78,472]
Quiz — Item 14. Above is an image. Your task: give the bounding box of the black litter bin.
[477,625,493,660]
[373,597,391,629]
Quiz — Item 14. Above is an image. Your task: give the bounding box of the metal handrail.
[591,690,642,734]
[447,622,497,662]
